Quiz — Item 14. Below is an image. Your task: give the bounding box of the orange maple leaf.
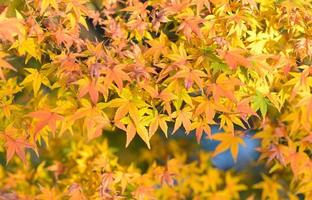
[101,64,131,94]
[28,110,63,137]
[171,67,207,89]
[191,117,214,143]
[0,127,34,164]
[207,74,242,102]
[142,85,176,114]
[236,98,259,121]
[218,49,251,70]
[177,16,205,40]
[0,16,22,42]
[0,52,16,80]
[76,78,104,104]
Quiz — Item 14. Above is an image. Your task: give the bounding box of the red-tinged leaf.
[0,52,16,80]
[142,85,176,114]
[194,97,216,122]
[266,144,288,165]
[237,98,259,122]
[67,183,87,200]
[165,0,192,14]
[177,16,205,40]
[99,172,114,193]
[47,161,65,180]
[28,110,63,137]
[193,0,212,14]
[84,114,110,141]
[159,168,176,187]
[207,74,242,101]
[0,5,6,14]
[171,68,207,89]
[218,49,251,70]
[101,64,131,92]
[212,132,246,162]
[121,1,149,18]
[1,133,34,164]
[191,118,213,143]
[144,32,169,60]
[0,17,22,42]
[76,78,106,104]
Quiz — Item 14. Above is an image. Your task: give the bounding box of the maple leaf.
[142,85,176,114]
[114,169,140,194]
[0,52,16,81]
[109,89,148,126]
[136,123,151,149]
[219,114,246,134]
[101,63,131,95]
[225,173,247,198]
[194,96,216,121]
[253,175,282,200]
[212,132,246,162]
[20,68,51,97]
[75,77,105,104]
[122,1,149,19]
[218,49,251,70]
[193,0,212,14]
[165,0,192,14]
[258,144,288,166]
[148,110,170,137]
[0,125,35,164]
[159,167,176,187]
[251,91,270,117]
[16,37,42,62]
[144,32,170,61]
[171,67,207,89]
[151,9,168,31]
[115,117,151,149]
[191,117,213,143]
[83,113,110,141]
[108,88,150,148]
[28,110,63,138]
[165,43,192,66]
[99,172,114,197]
[177,16,205,40]
[171,106,193,134]
[0,14,22,42]
[237,98,259,121]
[207,74,242,102]
[67,100,110,141]
[67,183,87,200]
[296,93,312,119]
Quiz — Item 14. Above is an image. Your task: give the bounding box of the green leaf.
[251,92,270,117]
